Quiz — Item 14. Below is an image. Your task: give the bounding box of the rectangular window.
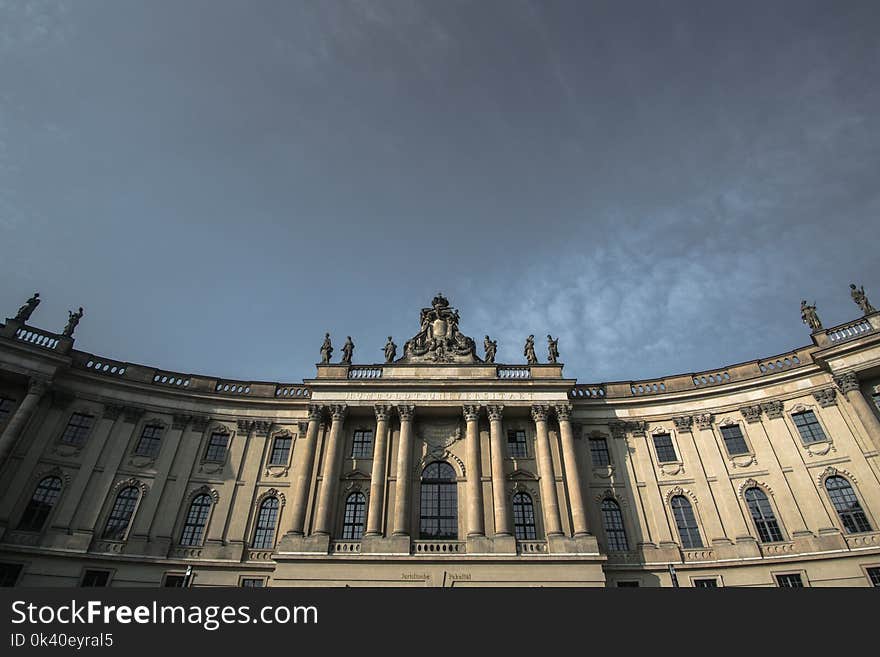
[589,438,611,466]
[507,430,527,458]
[60,413,94,446]
[791,411,827,444]
[720,425,749,456]
[867,567,880,588]
[240,578,265,587]
[652,433,677,462]
[134,425,163,458]
[0,563,22,587]
[204,432,229,461]
[81,570,111,587]
[872,393,880,413]
[0,397,16,424]
[351,430,374,459]
[616,581,639,587]
[269,436,292,465]
[693,578,718,588]
[775,573,804,588]
[162,574,186,587]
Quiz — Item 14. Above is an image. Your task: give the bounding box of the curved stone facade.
[1,297,879,587]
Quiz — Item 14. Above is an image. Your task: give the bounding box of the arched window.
[180,494,212,546]
[102,486,140,540]
[671,495,702,549]
[744,487,783,542]
[825,476,872,534]
[419,462,457,539]
[601,498,629,551]
[342,492,366,540]
[252,497,279,549]
[512,492,537,540]
[17,476,62,532]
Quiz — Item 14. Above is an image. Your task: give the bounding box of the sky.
[1,0,878,385]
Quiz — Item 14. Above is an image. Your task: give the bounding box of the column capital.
[307,403,323,422]
[237,419,254,434]
[530,404,549,422]
[397,404,415,422]
[672,415,693,433]
[833,371,860,395]
[813,388,838,408]
[297,420,309,435]
[462,404,481,422]
[555,403,573,421]
[123,407,145,423]
[486,404,504,421]
[760,401,784,419]
[28,376,50,396]
[102,404,124,421]
[191,416,210,432]
[329,404,347,421]
[739,404,763,424]
[374,404,393,422]
[172,414,191,431]
[694,413,715,430]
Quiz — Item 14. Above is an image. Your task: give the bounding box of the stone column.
[365,404,392,536]
[312,404,347,536]
[463,404,485,537]
[392,404,415,536]
[0,377,48,467]
[835,372,880,452]
[532,404,563,536]
[289,404,323,536]
[487,405,512,536]
[556,403,590,536]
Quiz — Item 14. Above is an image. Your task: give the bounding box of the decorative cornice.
[397,404,415,422]
[123,407,145,423]
[833,372,860,395]
[760,401,784,420]
[694,413,714,430]
[555,403,573,421]
[373,404,392,423]
[172,414,191,431]
[672,416,693,433]
[486,404,504,421]
[462,404,481,422]
[739,405,763,424]
[530,404,549,422]
[812,388,838,408]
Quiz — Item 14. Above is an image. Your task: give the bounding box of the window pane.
[180,494,212,546]
[102,486,139,540]
[342,493,366,540]
[653,434,677,462]
[792,411,827,444]
[60,413,94,446]
[241,578,265,587]
[204,433,229,461]
[512,492,537,540]
[720,425,749,456]
[693,578,718,588]
[252,497,280,549]
[134,425,163,458]
[17,476,62,532]
[776,573,804,587]
[825,476,872,533]
[269,437,292,465]
[671,495,703,548]
[163,575,186,587]
[590,438,611,466]
[601,499,629,551]
[616,581,639,587]
[351,430,374,459]
[507,430,527,458]
[81,570,110,587]
[867,567,880,587]
[744,487,784,542]
[419,462,458,539]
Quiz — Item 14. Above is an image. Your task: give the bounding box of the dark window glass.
[60,413,94,446]
[653,434,677,462]
[204,432,229,461]
[419,462,458,539]
[671,495,703,548]
[0,397,16,424]
[693,578,718,588]
[252,497,279,549]
[507,430,527,458]
[351,430,374,459]
[17,476,62,532]
[825,476,872,533]
[342,493,366,540]
[512,492,537,540]
[590,438,611,466]
[720,425,749,456]
[0,563,22,587]
[134,425,163,458]
[102,486,139,540]
[872,393,880,413]
[163,574,186,587]
[776,573,804,588]
[744,487,784,542]
[180,494,212,546]
[241,578,265,587]
[269,437,292,465]
[616,581,639,587]
[867,567,880,587]
[81,570,110,587]
[792,411,827,444]
[601,499,629,551]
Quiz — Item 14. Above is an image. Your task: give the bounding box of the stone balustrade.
[412,541,465,554]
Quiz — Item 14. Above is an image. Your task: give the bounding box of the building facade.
[1,293,880,587]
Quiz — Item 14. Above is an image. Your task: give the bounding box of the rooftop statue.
[14,292,40,322]
[63,307,84,338]
[400,293,480,363]
[801,300,822,332]
[320,333,333,364]
[524,335,538,364]
[850,283,876,315]
[483,335,497,364]
[547,334,560,364]
[384,336,397,363]
[341,336,355,365]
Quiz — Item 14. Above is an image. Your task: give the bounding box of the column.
[289,405,323,536]
[392,404,415,536]
[365,404,392,536]
[556,403,590,536]
[463,404,485,537]
[0,377,48,467]
[487,405,512,536]
[532,405,563,536]
[836,372,880,452]
[312,404,346,536]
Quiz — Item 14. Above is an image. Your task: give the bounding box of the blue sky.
[1,1,878,384]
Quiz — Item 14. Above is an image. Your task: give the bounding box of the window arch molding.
[265,428,295,474]
[199,423,236,472]
[175,485,220,547]
[14,468,69,532]
[418,461,460,540]
[817,467,874,534]
[98,479,149,542]
[341,490,368,541]
[413,451,465,479]
[250,490,285,550]
[787,402,834,456]
[650,425,684,476]
[128,416,168,463]
[599,496,630,552]
[664,486,705,550]
[737,479,786,543]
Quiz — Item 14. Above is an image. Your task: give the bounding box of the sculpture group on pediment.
[400,293,480,363]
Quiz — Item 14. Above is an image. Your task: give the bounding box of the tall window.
[744,487,783,542]
[720,425,749,456]
[671,495,702,549]
[0,397,15,424]
[252,497,279,549]
[60,413,94,446]
[351,430,374,459]
[102,486,139,540]
[825,476,872,533]
[507,430,527,458]
[601,499,629,551]
[419,462,458,539]
[180,494,212,546]
[134,425,163,458]
[203,432,229,462]
[792,410,827,444]
[653,434,677,462]
[589,438,611,466]
[268,436,292,465]
[776,573,804,588]
[17,476,62,532]
[512,492,537,540]
[342,492,366,540]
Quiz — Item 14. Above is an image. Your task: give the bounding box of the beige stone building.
[1,292,880,587]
